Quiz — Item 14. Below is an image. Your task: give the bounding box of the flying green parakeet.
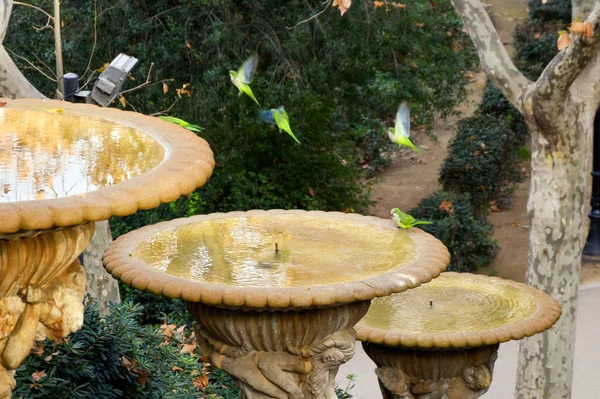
[229,55,260,106]
[158,116,203,132]
[259,107,301,144]
[388,102,421,153]
[391,208,432,230]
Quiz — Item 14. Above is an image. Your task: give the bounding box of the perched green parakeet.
[229,55,260,106]
[391,208,432,229]
[259,107,301,144]
[158,116,203,132]
[388,102,421,153]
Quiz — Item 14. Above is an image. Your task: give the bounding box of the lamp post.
[583,109,600,258]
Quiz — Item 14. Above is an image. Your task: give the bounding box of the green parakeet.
[259,107,301,144]
[158,116,203,132]
[388,102,421,153]
[391,208,432,230]
[229,55,260,106]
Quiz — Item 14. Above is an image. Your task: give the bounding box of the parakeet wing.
[259,109,275,124]
[395,102,411,138]
[280,108,290,123]
[238,55,258,84]
[158,116,185,124]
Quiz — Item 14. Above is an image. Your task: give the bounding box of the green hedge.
[6,0,475,240]
[528,0,571,24]
[439,115,523,215]
[410,191,498,272]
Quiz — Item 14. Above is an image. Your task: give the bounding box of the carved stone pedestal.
[188,301,370,399]
[363,342,499,399]
[0,223,94,398]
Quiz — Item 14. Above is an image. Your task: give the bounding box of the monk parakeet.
[229,55,260,106]
[259,107,301,144]
[391,208,432,230]
[388,102,421,153]
[158,116,203,132]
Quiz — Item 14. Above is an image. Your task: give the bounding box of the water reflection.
[135,215,417,288]
[362,275,538,333]
[0,108,165,202]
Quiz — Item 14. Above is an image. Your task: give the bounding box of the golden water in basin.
[135,215,417,287]
[0,108,165,202]
[361,273,538,333]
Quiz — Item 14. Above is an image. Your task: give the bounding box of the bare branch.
[450,0,532,112]
[534,2,600,121]
[118,63,174,96]
[32,16,54,32]
[4,45,57,81]
[287,0,332,30]
[80,0,98,82]
[13,1,54,21]
[149,97,180,116]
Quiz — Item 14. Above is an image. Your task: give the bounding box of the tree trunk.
[83,221,121,308]
[52,0,63,97]
[0,0,120,307]
[0,0,44,99]
[572,0,595,20]
[515,98,594,398]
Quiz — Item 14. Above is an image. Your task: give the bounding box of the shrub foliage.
[410,191,498,272]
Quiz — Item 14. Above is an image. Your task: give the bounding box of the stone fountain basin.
[103,209,451,309]
[0,98,214,235]
[356,272,562,349]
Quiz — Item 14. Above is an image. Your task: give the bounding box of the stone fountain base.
[188,301,370,399]
[0,223,94,398]
[363,342,499,398]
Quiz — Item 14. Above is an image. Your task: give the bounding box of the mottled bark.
[449,0,532,112]
[83,222,121,308]
[573,0,595,20]
[514,96,594,398]
[0,0,44,99]
[0,0,119,307]
[452,1,600,398]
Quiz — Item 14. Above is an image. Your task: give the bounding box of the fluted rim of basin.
[103,209,451,309]
[355,272,562,349]
[0,98,214,234]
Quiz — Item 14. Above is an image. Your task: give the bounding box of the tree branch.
[13,1,54,21]
[4,45,57,81]
[534,2,600,120]
[450,0,531,112]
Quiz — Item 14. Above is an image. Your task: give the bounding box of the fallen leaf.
[186,41,192,49]
[96,62,109,73]
[119,96,127,108]
[480,142,487,150]
[480,185,486,192]
[410,63,419,69]
[340,159,348,166]
[439,200,453,213]
[392,3,406,8]
[415,22,424,28]
[542,0,548,3]
[163,82,169,95]
[512,221,518,227]
[31,370,46,382]
[534,32,542,40]
[469,135,477,141]
[373,1,384,8]
[137,371,148,388]
[569,21,584,35]
[172,365,184,371]
[0,102,6,107]
[128,73,136,81]
[490,205,500,212]
[193,375,209,389]
[160,323,177,338]
[32,344,44,356]
[557,31,573,51]
[176,83,192,98]
[333,0,352,15]
[308,187,315,197]
[583,21,594,38]
[180,342,197,355]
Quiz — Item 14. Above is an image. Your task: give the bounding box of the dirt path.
[368,0,600,284]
